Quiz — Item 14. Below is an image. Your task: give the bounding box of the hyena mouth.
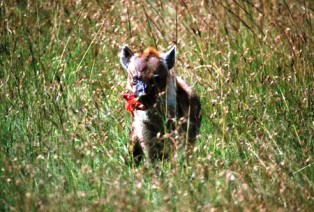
[123,93,147,114]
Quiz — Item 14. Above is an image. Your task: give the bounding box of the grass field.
[1,0,313,211]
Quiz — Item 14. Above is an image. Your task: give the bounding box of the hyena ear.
[120,45,134,70]
[162,45,176,70]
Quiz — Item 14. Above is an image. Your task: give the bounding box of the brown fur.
[120,45,202,165]
[142,47,161,58]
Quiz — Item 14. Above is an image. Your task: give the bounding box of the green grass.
[1,0,313,211]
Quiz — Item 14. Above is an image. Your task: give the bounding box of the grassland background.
[0,0,313,211]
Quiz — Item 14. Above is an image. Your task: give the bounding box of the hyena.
[120,45,201,164]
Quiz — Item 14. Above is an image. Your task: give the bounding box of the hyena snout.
[134,81,157,107]
[134,81,148,97]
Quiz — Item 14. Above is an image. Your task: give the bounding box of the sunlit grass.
[1,0,313,211]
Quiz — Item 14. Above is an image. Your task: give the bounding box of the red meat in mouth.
[123,93,146,116]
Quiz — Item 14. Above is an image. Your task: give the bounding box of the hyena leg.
[129,139,144,165]
[130,137,154,167]
[148,140,169,163]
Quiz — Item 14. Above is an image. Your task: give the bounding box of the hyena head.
[120,45,176,109]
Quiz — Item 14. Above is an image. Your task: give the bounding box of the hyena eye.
[132,76,139,85]
[153,75,161,83]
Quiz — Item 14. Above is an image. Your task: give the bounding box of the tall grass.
[1,0,313,211]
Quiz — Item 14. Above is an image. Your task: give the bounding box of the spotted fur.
[120,45,202,164]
